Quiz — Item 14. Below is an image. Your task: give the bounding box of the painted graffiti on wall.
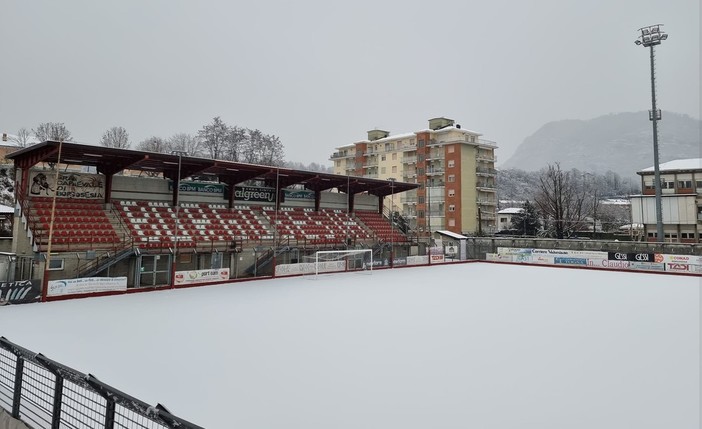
[29,171,105,199]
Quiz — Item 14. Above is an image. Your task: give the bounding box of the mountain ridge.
[501,112,701,176]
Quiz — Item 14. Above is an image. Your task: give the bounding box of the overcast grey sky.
[1,0,699,166]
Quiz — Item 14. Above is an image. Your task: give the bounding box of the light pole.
[388,177,396,267]
[635,24,668,243]
[170,150,187,287]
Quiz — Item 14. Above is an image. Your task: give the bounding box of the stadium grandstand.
[6,140,419,300]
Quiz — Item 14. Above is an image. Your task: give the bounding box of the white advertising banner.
[48,277,127,297]
[275,261,345,277]
[586,259,631,270]
[628,261,666,272]
[655,254,702,266]
[29,171,105,200]
[430,254,445,263]
[174,268,230,285]
[406,255,428,265]
[497,247,608,259]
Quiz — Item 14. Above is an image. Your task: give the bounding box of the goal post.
[313,249,373,277]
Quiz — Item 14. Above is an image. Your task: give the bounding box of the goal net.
[306,249,373,278]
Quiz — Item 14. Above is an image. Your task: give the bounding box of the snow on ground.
[0,263,699,428]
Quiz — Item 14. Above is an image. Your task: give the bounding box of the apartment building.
[330,117,497,236]
[630,158,702,243]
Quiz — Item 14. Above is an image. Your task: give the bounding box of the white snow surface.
[0,263,699,428]
[639,158,702,172]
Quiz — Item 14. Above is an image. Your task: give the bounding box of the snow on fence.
[0,337,203,429]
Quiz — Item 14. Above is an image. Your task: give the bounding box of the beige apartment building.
[330,117,497,236]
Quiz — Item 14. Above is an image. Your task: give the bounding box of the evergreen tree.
[511,200,541,236]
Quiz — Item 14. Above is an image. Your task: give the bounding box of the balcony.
[476,154,496,163]
[477,199,497,206]
[401,197,418,204]
[476,182,497,192]
[402,156,417,164]
[363,173,378,179]
[330,151,354,160]
[477,139,497,147]
[476,167,497,176]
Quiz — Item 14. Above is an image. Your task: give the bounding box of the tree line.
[8,117,328,171]
[501,164,636,239]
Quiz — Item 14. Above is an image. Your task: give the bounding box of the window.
[447,145,454,153]
[447,175,455,183]
[381,167,386,174]
[448,205,455,212]
[500,217,508,223]
[448,189,455,197]
[418,210,424,218]
[335,161,341,167]
[448,160,455,168]
[418,154,425,162]
[48,258,64,271]
[678,180,692,188]
[681,232,695,239]
[418,140,425,148]
[381,155,386,161]
[696,180,702,189]
[391,166,397,173]
[662,180,674,189]
[448,218,455,227]
[418,196,425,204]
[417,168,424,176]
[392,153,397,160]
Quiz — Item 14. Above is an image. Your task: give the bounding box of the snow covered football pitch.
[1,262,699,428]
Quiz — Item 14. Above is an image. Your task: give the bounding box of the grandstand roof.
[7,140,419,198]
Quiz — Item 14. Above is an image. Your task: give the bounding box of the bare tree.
[222,126,246,162]
[137,136,169,153]
[33,122,72,142]
[534,163,588,239]
[100,126,130,148]
[168,133,202,157]
[238,129,284,166]
[198,117,229,159]
[10,128,33,147]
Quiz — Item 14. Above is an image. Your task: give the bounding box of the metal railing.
[0,337,204,429]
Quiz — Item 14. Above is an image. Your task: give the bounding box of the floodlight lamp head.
[634,40,642,45]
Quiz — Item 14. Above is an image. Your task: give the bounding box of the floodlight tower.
[635,24,668,243]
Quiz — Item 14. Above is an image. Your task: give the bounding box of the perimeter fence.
[0,337,203,429]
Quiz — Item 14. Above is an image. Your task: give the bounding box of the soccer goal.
[309,249,374,278]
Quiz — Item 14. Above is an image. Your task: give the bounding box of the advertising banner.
[47,277,127,297]
[169,181,225,194]
[406,255,428,265]
[655,254,702,266]
[174,268,230,285]
[0,280,41,304]
[665,263,690,273]
[607,252,655,262]
[587,259,630,269]
[29,171,105,200]
[553,257,587,266]
[430,254,445,263]
[497,247,607,259]
[284,189,315,200]
[629,261,666,272]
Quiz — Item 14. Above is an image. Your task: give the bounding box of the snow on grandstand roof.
[435,230,468,239]
[497,207,524,214]
[639,158,702,173]
[0,204,14,214]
